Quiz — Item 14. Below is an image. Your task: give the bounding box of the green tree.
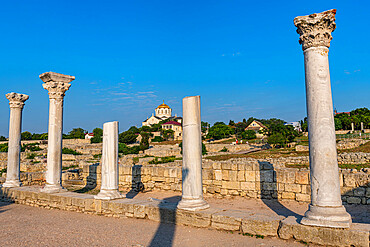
[119,130,138,144]
[161,129,174,141]
[21,131,32,140]
[241,130,256,140]
[201,121,210,135]
[139,132,152,151]
[0,136,6,141]
[268,133,286,147]
[91,128,103,143]
[67,128,87,139]
[207,122,233,140]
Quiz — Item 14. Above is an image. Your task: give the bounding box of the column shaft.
[3,92,28,187]
[44,97,64,190]
[177,96,209,211]
[95,121,124,200]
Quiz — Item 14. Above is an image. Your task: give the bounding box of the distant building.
[161,121,182,140]
[285,122,302,132]
[245,120,267,138]
[85,133,94,140]
[142,101,172,126]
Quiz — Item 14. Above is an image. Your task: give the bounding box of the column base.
[300,204,352,228]
[40,184,67,194]
[177,197,209,211]
[2,180,21,188]
[94,189,125,200]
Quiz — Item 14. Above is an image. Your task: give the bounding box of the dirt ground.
[0,201,307,247]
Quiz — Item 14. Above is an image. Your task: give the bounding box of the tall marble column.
[40,72,75,193]
[95,121,124,200]
[177,96,209,211]
[3,93,29,187]
[294,9,351,228]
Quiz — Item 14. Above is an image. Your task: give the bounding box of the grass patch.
[26,152,37,159]
[341,141,370,153]
[32,161,41,164]
[0,168,6,176]
[62,164,79,170]
[149,156,181,164]
[219,147,228,152]
[93,154,102,159]
[62,148,82,155]
[285,163,370,170]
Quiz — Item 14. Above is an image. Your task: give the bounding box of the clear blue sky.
[0,0,369,136]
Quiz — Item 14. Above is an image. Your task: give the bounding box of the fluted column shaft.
[177,96,209,211]
[294,9,351,228]
[95,121,124,200]
[3,93,29,187]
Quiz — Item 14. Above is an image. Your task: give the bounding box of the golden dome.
[157,100,171,109]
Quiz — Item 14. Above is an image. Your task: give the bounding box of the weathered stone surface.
[278,216,369,247]
[241,214,284,236]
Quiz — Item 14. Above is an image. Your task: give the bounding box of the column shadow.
[74,163,98,193]
[343,182,370,224]
[126,164,144,199]
[258,161,302,219]
[148,196,181,247]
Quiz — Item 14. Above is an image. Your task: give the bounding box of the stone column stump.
[177,96,209,211]
[95,121,124,200]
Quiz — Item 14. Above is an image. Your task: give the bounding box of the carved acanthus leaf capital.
[6,92,29,109]
[40,72,75,99]
[294,9,336,51]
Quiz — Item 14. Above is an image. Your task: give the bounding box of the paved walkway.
[0,201,306,247]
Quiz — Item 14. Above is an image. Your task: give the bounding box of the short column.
[95,121,124,200]
[3,93,29,187]
[40,72,75,193]
[294,9,351,228]
[177,96,209,211]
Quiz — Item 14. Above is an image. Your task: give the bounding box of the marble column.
[3,93,29,187]
[361,122,364,132]
[95,121,124,200]
[351,123,355,133]
[294,9,351,228]
[177,96,209,211]
[40,72,75,193]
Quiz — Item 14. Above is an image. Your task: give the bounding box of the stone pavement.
[1,186,369,246]
[0,201,305,247]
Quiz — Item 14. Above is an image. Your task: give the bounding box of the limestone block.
[176,208,217,228]
[281,192,295,200]
[222,181,240,190]
[202,169,213,180]
[353,187,366,197]
[237,171,245,181]
[284,184,301,193]
[296,193,310,202]
[343,174,357,187]
[245,171,255,182]
[241,214,284,236]
[221,163,232,170]
[211,210,244,231]
[214,170,222,181]
[212,162,221,170]
[346,197,361,204]
[278,216,369,247]
[222,170,229,181]
[295,171,309,184]
[229,171,237,181]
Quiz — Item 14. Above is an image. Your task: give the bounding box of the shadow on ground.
[149,196,181,247]
[126,165,144,199]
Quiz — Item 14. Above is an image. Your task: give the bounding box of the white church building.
[142,101,173,126]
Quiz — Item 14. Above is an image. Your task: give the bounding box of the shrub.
[0,143,8,152]
[26,153,36,159]
[151,136,164,142]
[220,147,228,152]
[149,156,177,164]
[22,143,42,151]
[179,142,207,155]
[62,148,82,155]
[118,143,141,155]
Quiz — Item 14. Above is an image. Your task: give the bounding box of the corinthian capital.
[40,72,75,99]
[294,9,336,51]
[6,92,29,109]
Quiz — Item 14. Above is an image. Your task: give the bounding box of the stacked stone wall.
[82,158,370,205]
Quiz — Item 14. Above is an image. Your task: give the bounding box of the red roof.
[162,121,181,126]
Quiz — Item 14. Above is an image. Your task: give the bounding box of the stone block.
[222,170,229,181]
[211,210,244,231]
[353,187,366,197]
[212,162,221,170]
[347,197,361,204]
[214,170,222,181]
[284,184,301,193]
[240,182,255,191]
[221,163,232,170]
[245,171,255,182]
[202,169,213,180]
[237,171,245,181]
[278,216,370,247]
[295,171,309,184]
[229,171,237,181]
[176,208,217,228]
[281,192,295,200]
[295,193,310,202]
[343,174,356,187]
[222,181,240,190]
[241,214,283,236]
